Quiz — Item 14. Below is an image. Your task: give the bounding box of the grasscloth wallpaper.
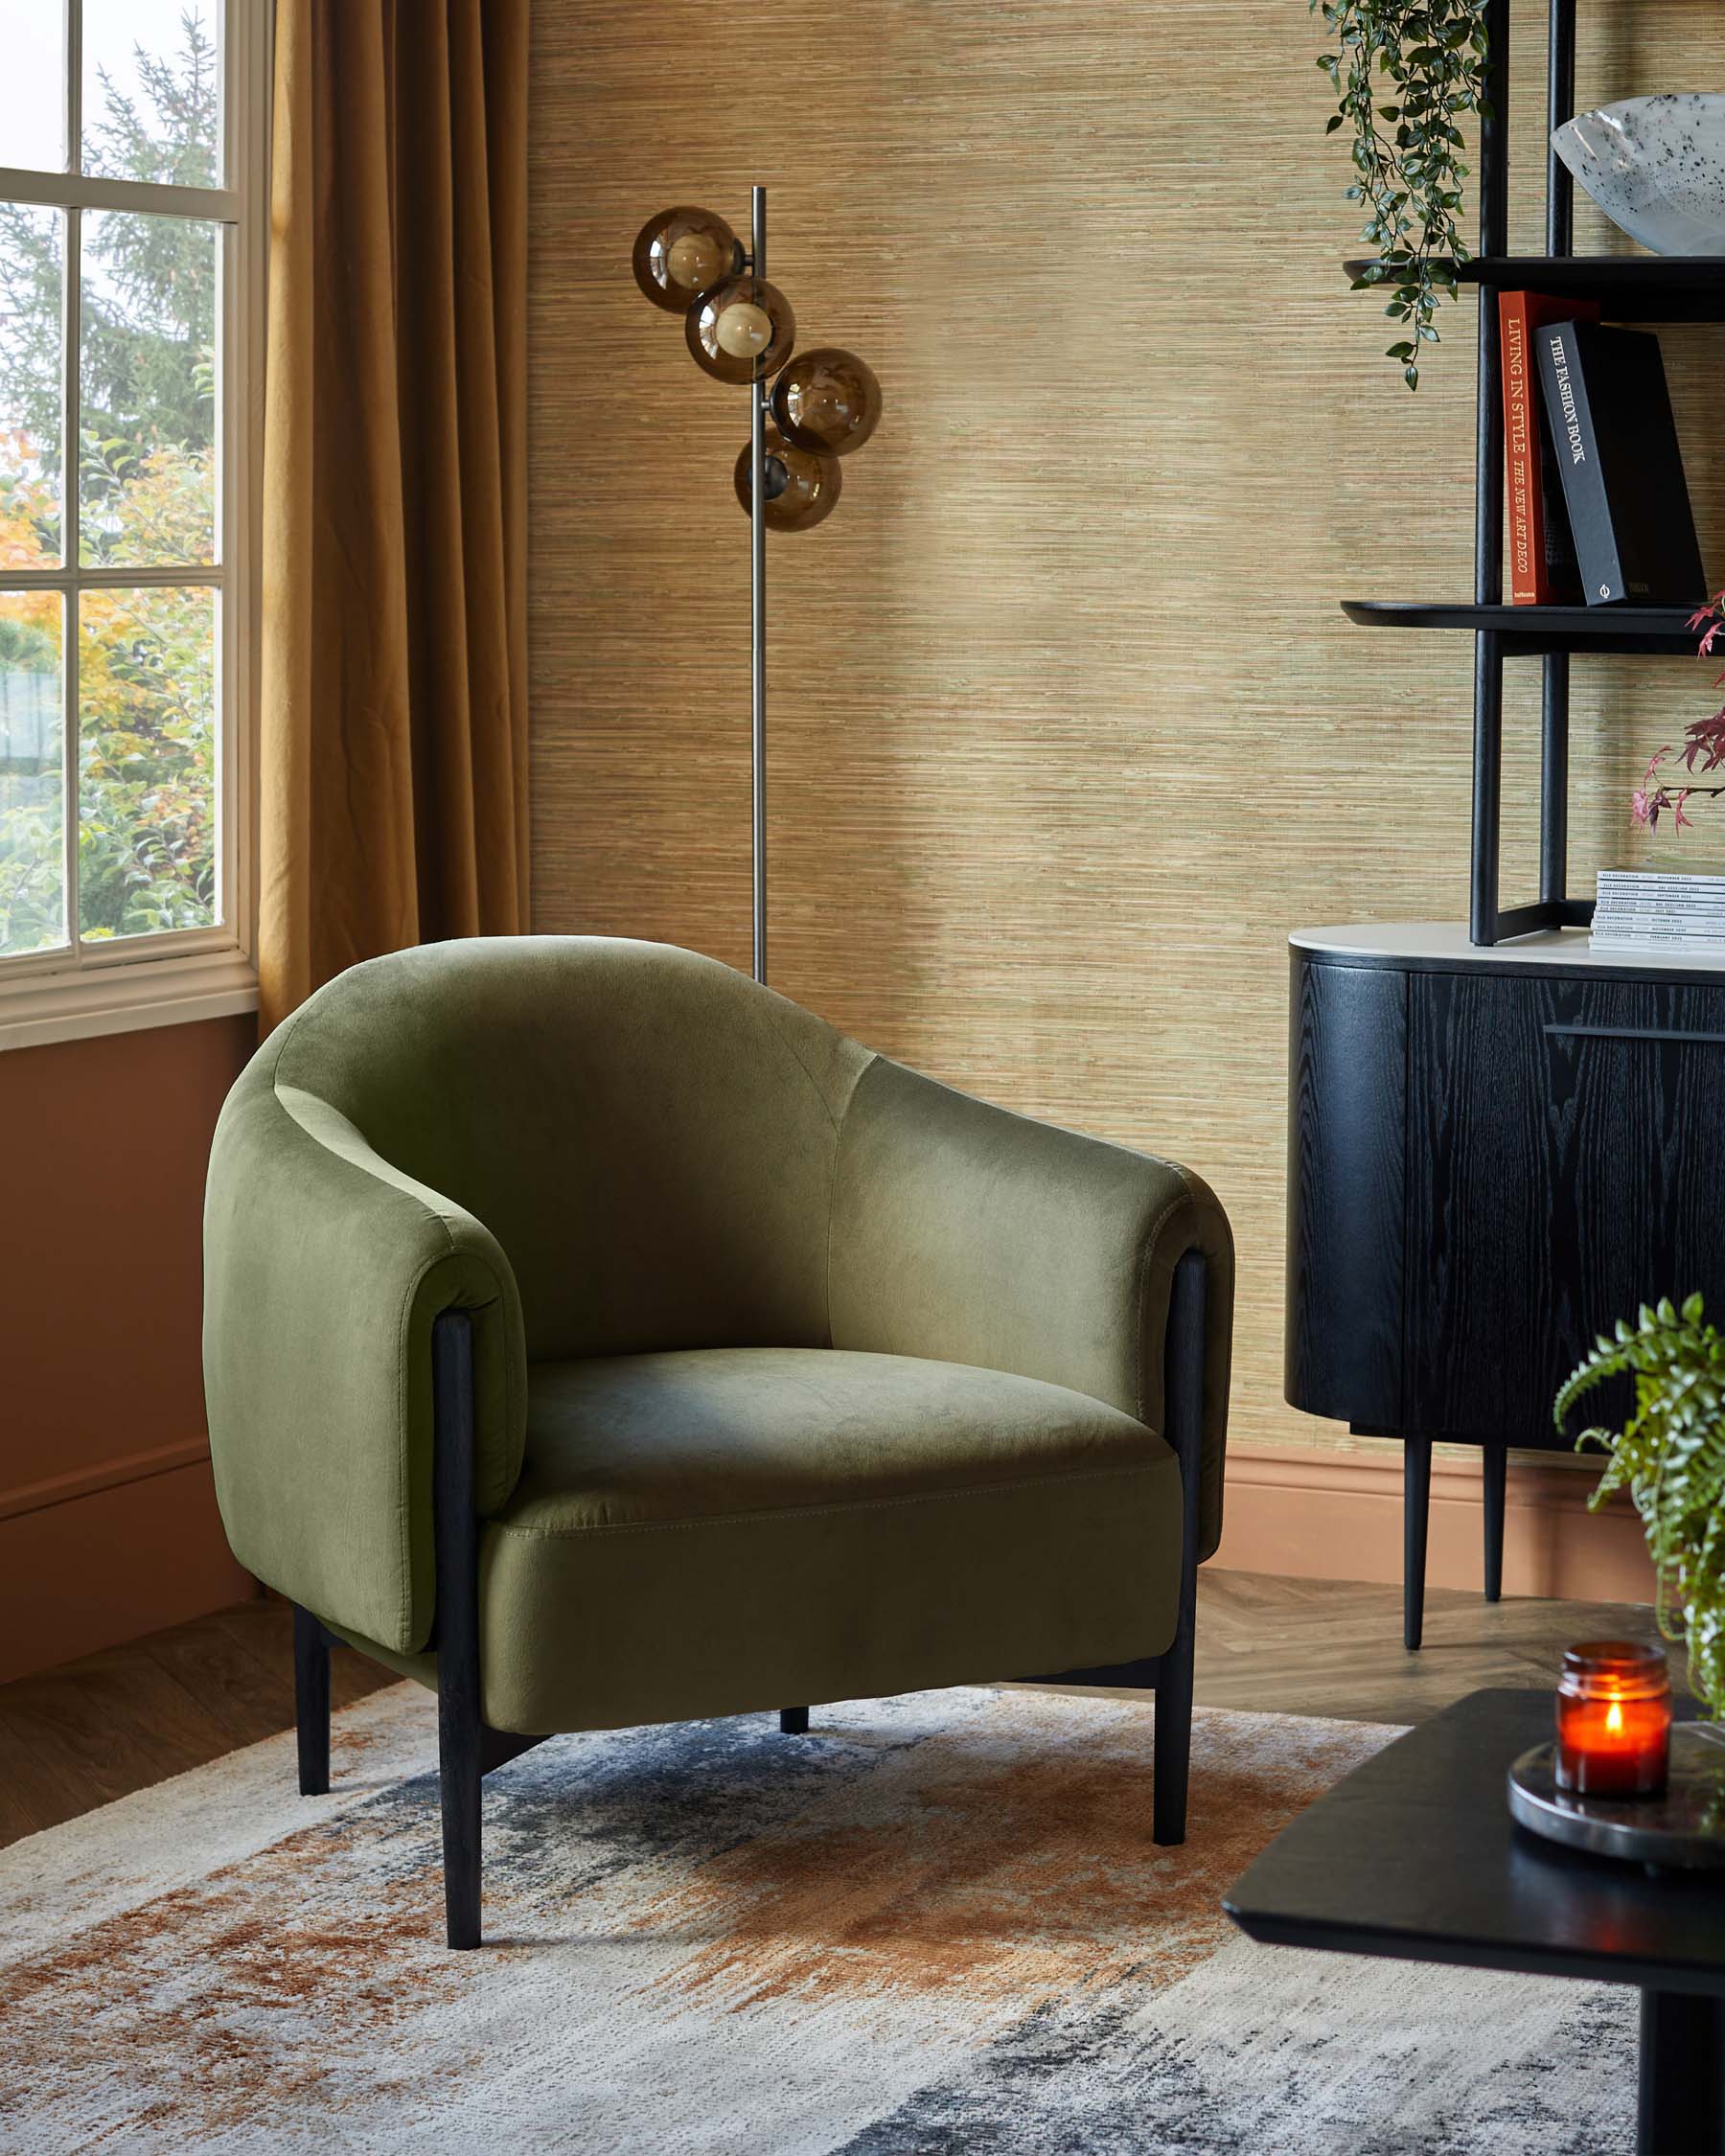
[526,2,1725,1472]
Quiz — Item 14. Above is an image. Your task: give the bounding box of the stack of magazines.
[1592,870,1725,954]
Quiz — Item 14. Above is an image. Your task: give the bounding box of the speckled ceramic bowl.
[1553,94,1725,256]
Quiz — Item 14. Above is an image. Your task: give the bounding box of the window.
[0,0,265,1046]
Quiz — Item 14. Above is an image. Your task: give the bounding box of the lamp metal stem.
[750,183,767,984]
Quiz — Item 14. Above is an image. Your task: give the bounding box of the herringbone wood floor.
[0,1571,1682,1848]
[1189,1570,1684,1727]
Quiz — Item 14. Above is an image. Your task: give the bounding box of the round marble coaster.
[1508,1724,1725,1869]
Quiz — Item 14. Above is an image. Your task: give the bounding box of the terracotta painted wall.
[523,1,1714,1596]
[0,1018,254,1683]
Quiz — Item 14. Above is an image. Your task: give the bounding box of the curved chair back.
[265,937,873,1357]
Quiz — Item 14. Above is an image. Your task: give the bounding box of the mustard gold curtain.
[259,0,530,1031]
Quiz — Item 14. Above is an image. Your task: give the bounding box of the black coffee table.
[1224,1688,1725,2156]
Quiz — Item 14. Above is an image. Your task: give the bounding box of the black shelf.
[1342,255,1725,321]
[1332,0,1725,942]
[1341,599,1704,657]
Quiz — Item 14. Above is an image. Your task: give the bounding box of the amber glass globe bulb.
[687,275,795,383]
[632,206,742,313]
[714,301,774,358]
[770,347,883,457]
[734,422,841,533]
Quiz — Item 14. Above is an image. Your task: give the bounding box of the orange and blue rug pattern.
[0,1686,1634,2151]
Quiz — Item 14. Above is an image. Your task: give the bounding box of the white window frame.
[0,0,267,1051]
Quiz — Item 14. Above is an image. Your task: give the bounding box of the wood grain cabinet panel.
[1285,930,1725,1641]
[1284,952,1407,1430]
[1404,972,1725,1445]
[1289,945,1725,1450]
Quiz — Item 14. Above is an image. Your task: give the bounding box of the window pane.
[0,589,65,956]
[0,2,67,174]
[82,0,219,187]
[80,212,217,565]
[0,204,63,568]
[80,584,216,940]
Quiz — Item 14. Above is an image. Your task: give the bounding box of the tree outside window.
[0,5,224,959]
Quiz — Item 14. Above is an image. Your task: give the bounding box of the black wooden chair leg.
[438,1698,482,1951]
[1403,1436,1432,1652]
[433,1311,483,1950]
[292,1603,331,1797]
[1483,1443,1506,1604]
[1152,1620,1194,1846]
[779,1708,810,1735]
[1153,1249,1206,1847]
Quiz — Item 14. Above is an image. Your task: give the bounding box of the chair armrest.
[202,1060,526,1654]
[828,1058,1234,1558]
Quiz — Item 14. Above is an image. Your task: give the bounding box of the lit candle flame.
[1606,1699,1623,1734]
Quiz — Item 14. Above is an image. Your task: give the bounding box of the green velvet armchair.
[204,936,1233,1947]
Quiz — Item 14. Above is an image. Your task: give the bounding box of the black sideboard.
[1286,923,1725,1645]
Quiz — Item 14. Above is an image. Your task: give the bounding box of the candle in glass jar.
[1554,1640,1671,1800]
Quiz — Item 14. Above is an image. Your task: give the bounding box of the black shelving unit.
[1341,0,1725,945]
[1341,600,1701,656]
[1345,255,1725,322]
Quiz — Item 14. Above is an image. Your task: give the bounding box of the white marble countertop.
[1291,922,1725,974]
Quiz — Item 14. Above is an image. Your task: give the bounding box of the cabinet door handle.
[1544,1022,1725,1046]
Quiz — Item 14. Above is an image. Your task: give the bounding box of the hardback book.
[1500,291,1598,604]
[1536,323,1706,606]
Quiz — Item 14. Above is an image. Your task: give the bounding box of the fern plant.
[1312,0,1490,389]
[1555,1295,1725,1720]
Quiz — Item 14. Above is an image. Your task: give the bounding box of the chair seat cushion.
[476,1347,1182,1732]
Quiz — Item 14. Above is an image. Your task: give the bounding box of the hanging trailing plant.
[1313,0,1491,389]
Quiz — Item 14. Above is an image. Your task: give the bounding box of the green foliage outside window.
[0,11,219,955]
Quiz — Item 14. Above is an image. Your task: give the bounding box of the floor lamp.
[632,191,882,984]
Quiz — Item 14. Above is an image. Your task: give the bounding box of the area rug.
[0,1685,1632,2153]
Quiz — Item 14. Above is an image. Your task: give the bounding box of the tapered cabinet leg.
[1404,1437,1432,1652]
[779,1708,810,1735]
[1154,1250,1206,1848]
[433,1311,484,1950]
[292,1603,331,1797]
[1483,1444,1506,1604]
